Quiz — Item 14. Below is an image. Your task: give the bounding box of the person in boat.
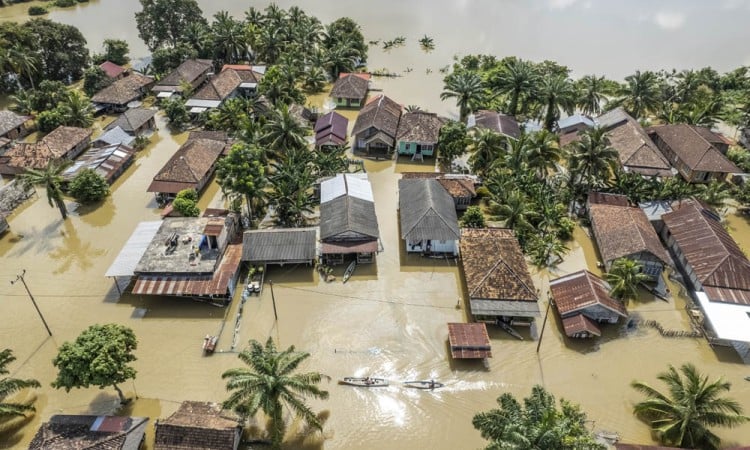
[429,379,435,389]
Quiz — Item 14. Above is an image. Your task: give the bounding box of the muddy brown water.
[2,1,750,448]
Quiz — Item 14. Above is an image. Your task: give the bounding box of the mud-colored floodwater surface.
[3,1,750,449]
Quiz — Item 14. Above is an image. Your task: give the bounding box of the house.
[314,111,348,149]
[594,107,674,177]
[152,58,214,99]
[94,126,136,148]
[549,270,628,338]
[661,199,750,363]
[460,228,540,325]
[467,110,521,139]
[63,143,136,184]
[588,192,671,280]
[242,228,317,266]
[448,322,492,359]
[147,134,228,200]
[398,179,460,256]
[185,66,259,113]
[330,72,370,108]
[154,401,242,450]
[401,172,478,210]
[557,113,593,135]
[396,111,445,160]
[0,110,32,149]
[29,415,148,450]
[106,108,157,136]
[648,124,740,183]
[91,72,155,113]
[0,126,92,175]
[320,173,380,264]
[106,215,243,301]
[352,94,402,158]
[99,60,126,79]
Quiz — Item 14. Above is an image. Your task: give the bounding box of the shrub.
[68,168,109,203]
[172,189,200,216]
[28,6,48,15]
[461,205,486,228]
[132,135,150,151]
[475,186,490,198]
[53,0,76,7]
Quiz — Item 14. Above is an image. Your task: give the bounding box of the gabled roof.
[320,195,379,241]
[242,228,317,263]
[663,199,750,305]
[0,110,30,136]
[561,314,601,337]
[330,72,369,100]
[154,59,213,90]
[91,72,154,106]
[0,126,91,173]
[401,172,478,198]
[550,270,628,317]
[155,401,240,450]
[99,60,125,78]
[468,110,521,139]
[314,111,348,146]
[106,108,156,133]
[29,415,148,450]
[95,126,136,147]
[190,68,257,102]
[352,94,402,138]
[396,111,445,144]
[148,138,225,192]
[399,179,460,242]
[321,173,373,203]
[648,124,740,174]
[557,114,594,132]
[63,143,135,184]
[460,228,537,302]
[589,201,670,265]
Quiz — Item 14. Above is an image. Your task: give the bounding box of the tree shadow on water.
[48,220,105,274]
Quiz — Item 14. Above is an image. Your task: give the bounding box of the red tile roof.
[448,322,492,359]
[99,61,125,78]
[562,314,601,337]
[550,270,627,317]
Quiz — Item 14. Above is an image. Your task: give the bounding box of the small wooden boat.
[497,320,524,340]
[404,380,444,390]
[339,377,388,387]
[202,335,218,354]
[744,376,750,382]
[342,261,357,284]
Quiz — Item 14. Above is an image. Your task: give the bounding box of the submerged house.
[94,126,135,148]
[467,110,521,139]
[396,111,445,160]
[242,228,318,266]
[352,94,402,158]
[29,415,148,450]
[595,107,674,177]
[152,58,214,99]
[661,199,750,363]
[648,124,739,183]
[0,110,32,149]
[154,401,242,450]
[398,179,460,256]
[185,66,260,114]
[106,108,157,136]
[330,72,369,108]
[63,143,136,185]
[460,228,540,325]
[588,192,671,280]
[319,173,380,264]
[401,172,478,211]
[0,126,92,175]
[91,72,154,113]
[549,270,628,339]
[314,111,348,149]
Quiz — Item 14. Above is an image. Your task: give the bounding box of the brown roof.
[663,199,750,305]
[648,124,740,174]
[447,322,492,359]
[352,94,402,138]
[597,109,673,177]
[550,270,627,317]
[155,401,240,450]
[155,59,214,90]
[396,111,445,144]
[106,108,156,133]
[401,172,477,198]
[330,72,369,100]
[587,191,629,207]
[459,228,537,302]
[190,68,256,102]
[29,415,148,450]
[148,138,225,192]
[0,110,30,136]
[589,202,670,265]
[92,72,154,105]
[99,61,125,78]
[561,314,601,337]
[471,110,521,139]
[1,126,91,173]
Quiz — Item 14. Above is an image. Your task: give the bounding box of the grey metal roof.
[95,126,135,146]
[105,221,162,277]
[242,228,317,263]
[399,179,460,242]
[557,114,594,130]
[320,195,379,241]
[594,107,630,129]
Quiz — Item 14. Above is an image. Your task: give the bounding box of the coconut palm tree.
[528,234,568,268]
[576,74,608,116]
[490,189,537,232]
[223,338,329,448]
[440,71,485,122]
[605,258,648,300]
[21,159,72,220]
[6,44,39,89]
[60,91,94,129]
[1,349,41,421]
[539,74,576,131]
[631,363,749,450]
[211,11,249,64]
[616,70,663,119]
[696,181,731,207]
[467,128,505,176]
[526,129,561,179]
[324,43,359,79]
[261,105,310,156]
[490,58,539,117]
[302,66,327,93]
[567,127,619,197]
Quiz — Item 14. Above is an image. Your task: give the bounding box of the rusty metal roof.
[447,322,492,359]
[320,240,378,254]
[550,270,627,318]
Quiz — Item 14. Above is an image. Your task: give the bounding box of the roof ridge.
[470,239,535,300]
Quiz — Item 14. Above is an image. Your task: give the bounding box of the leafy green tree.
[472,385,605,450]
[441,70,485,122]
[23,18,89,83]
[258,65,305,107]
[461,205,485,228]
[83,66,111,96]
[632,363,749,450]
[615,70,663,119]
[210,11,249,64]
[222,338,329,449]
[51,324,138,404]
[268,154,315,227]
[163,97,190,129]
[312,145,348,178]
[526,129,561,179]
[150,43,198,76]
[216,143,267,220]
[437,120,468,170]
[323,43,360,79]
[528,233,568,268]
[0,348,41,420]
[172,188,200,216]
[324,17,367,64]
[68,168,109,203]
[36,109,65,133]
[605,258,648,300]
[696,181,731,207]
[490,189,537,233]
[21,159,71,220]
[135,0,207,51]
[93,38,130,65]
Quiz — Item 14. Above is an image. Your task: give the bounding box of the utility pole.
[11,270,52,336]
[536,291,551,354]
[268,280,278,321]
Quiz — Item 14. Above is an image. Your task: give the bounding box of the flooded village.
[2,1,750,450]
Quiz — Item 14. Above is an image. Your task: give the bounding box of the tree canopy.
[135,0,207,51]
[68,168,110,204]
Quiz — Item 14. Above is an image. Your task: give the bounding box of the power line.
[273,283,458,310]
[10,269,52,336]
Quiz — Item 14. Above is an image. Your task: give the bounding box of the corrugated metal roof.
[242,228,317,263]
[550,270,627,318]
[448,323,492,359]
[399,179,460,242]
[105,221,163,277]
[320,195,379,241]
[320,173,373,203]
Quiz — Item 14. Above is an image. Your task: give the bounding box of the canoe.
[202,335,217,354]
[745,376,750,382]
[342,261,357,284]
[339,377,388,387]
[497,320,524,340]
[404,380,444,390]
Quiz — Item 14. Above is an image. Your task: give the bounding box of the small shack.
[29,415,148,450]
[154,401,242,450]
[242,228,317,266]
[396,111,445,160]
[448,322,492,359]
[63,143,135,184]
[314,111,348,149]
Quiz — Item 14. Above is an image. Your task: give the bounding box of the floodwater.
[2,1,750,449]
